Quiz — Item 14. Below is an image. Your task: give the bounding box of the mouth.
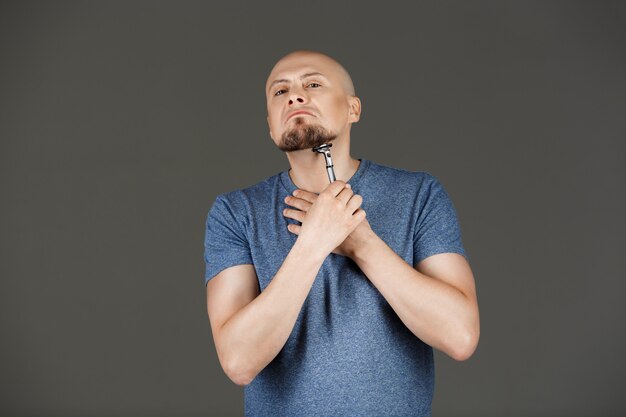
[286,111,315,122]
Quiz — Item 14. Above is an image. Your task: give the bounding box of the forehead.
[265,54,339,89]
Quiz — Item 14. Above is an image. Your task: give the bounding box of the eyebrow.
[267,72,328,92]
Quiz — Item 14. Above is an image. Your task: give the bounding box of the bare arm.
[207,238,325,386]
[351,232,479,361]
[206,180,362,386]
[282,185,479,361]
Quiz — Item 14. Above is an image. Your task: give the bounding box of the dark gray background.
[1,1,624,416]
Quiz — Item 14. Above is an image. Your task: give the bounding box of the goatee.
[278,117,337,152]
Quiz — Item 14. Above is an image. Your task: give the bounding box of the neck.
[285,137,360,194]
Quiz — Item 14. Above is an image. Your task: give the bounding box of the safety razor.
[312,143,336,183]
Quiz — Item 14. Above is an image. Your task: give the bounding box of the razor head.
[311,143,336,183]
[312,143,332,153]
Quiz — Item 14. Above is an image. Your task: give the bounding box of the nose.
[289,97,304,105]
[288,87,307,105]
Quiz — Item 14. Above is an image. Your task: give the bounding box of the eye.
[274,89,287,96]
[307,82,321,88]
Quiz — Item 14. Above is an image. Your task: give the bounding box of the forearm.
[351,232,478,361]
[220,239,326,385]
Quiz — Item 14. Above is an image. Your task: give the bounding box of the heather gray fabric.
[203,158,467,416]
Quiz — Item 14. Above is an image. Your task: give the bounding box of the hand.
[283,181,372,258]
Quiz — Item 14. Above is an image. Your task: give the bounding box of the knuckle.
[334,181,346,191]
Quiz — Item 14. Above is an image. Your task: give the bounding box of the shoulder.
[366,160,440,191]
[212,171,281,214]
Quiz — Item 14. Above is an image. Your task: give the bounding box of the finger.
[287,223,301,235]
[351,207,366,222]
[290,190,318,204]
[283,208,306,222]
[284,195,312,212]
[346,193,363,214]
[336,185,354,205]
[285,196,311,211]
[322,180,349,198]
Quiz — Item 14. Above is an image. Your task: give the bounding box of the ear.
[348,96,361,123]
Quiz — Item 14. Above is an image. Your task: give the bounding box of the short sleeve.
[203,194,253,287]
[413,174,468,265]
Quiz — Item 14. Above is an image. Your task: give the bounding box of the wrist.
[349,229,379,261]
[293,236,331,263]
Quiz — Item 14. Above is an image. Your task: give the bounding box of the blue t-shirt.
[203,158,467,417]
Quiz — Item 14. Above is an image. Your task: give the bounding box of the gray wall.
[1,1,624,416]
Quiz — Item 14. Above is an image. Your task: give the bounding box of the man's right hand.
[296,180,366,258]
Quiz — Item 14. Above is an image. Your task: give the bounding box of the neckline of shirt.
[279,158,370,195]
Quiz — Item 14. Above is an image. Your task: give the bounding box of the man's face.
[265,53,358,152]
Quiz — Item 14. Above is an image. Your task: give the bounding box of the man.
[204,49,480,416]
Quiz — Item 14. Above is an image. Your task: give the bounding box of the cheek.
[267,113,281,133]
[329,97,349,124]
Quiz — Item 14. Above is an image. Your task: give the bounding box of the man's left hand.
[283,188,374,258]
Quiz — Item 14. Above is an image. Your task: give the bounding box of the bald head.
[266,50,356,96]
[265,49,362,152]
